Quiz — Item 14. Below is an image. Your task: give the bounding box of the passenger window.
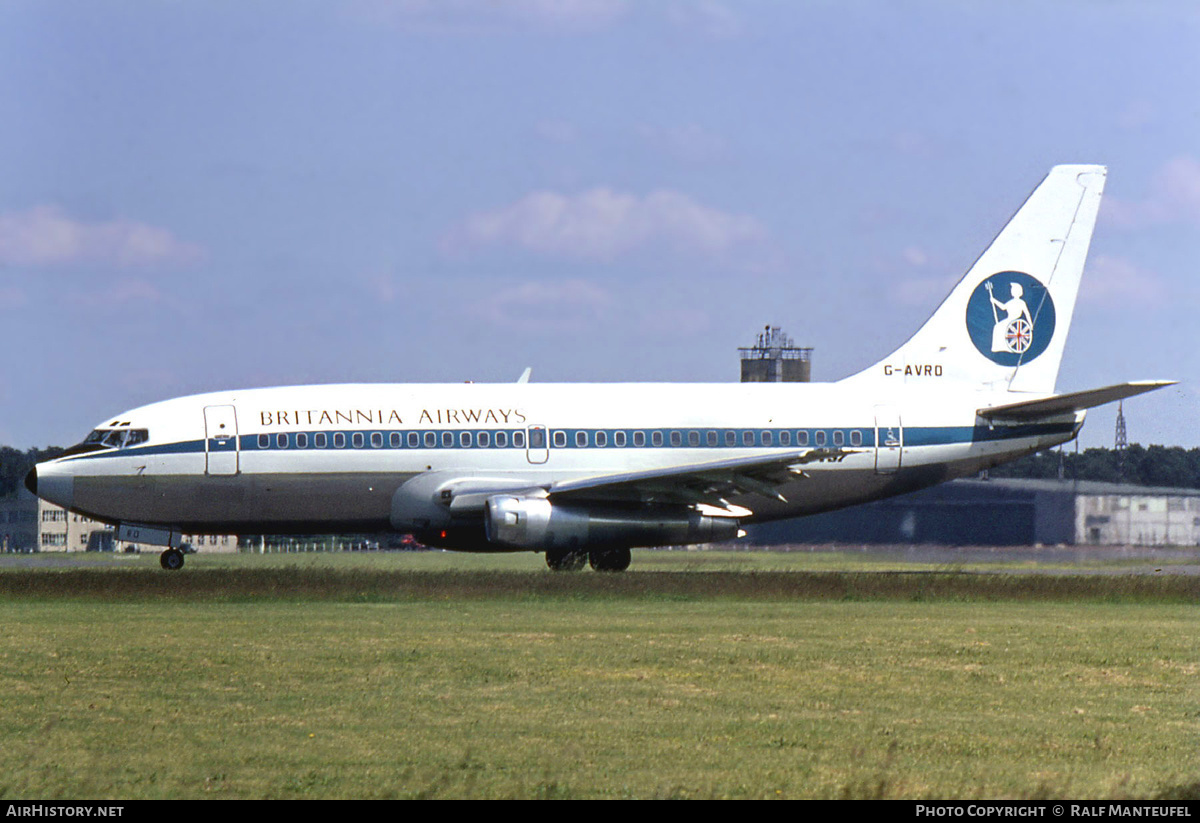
[779,430,791,446]
[371,432,384,448]
[651,431,664,447]
[815,431,826,447]
[725,430,736,447]
[478,431,491,447]
[460,431,472,447]
[633,431,645,447]
[529,429,546,449]
[614,431,626,447]
[496,431,508,448]
[424,432,437,448]
[575,431,587,447]
[688,431,700,447]
[277,433,289,449]
[762,431,773,446]
[390,432,401,448]
[706,431,718,447]
[850,430,863,447]
[833,431,845,446]
[334,432,346,448]
[553,431,566,448]
[409,432,419,448]
[670,431,682,447]
[743,431,754,447]
[296,432,308,448]
[258,434,269,449]
[441,432,453,448]
[352,432,365,448]
[595,431,607,447]
[797,430,808,446]
[315,433,328,448]
[513,431,525,448]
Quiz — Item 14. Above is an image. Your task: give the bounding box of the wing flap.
[548,448,857,509]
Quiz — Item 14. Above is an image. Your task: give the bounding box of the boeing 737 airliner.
[27,165,1173,571]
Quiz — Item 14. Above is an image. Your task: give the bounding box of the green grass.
[0,551,1197,799]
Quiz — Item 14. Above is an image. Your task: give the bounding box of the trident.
[984,280,1000,323]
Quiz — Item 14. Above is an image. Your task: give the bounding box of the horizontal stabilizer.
[977,381,1176,421]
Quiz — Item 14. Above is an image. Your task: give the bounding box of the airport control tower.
[738,325,812,382]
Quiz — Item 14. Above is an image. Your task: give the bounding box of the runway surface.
[2,544,1198,575]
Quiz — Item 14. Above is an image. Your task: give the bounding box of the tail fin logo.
[965,272,1056,366]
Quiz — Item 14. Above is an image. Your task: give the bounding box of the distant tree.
[991,444,1200,489]
[0,446,65,498]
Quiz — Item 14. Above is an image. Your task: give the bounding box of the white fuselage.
[33,380,1081,548]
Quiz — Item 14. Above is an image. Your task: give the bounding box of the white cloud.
[0,287,25,310]
[1080,255,1167,307]
[467,278,613,332]
[890,274,958,308]
[635,305,711,337]
[666,0,742,38]
[354,0,628,32]
[63,277,179,311]
[637,123,728,163]
[535,119,580,144]
[883,246,957,307]
[1103,155,1200,228]
[1116,99,1158,131]
[0,206,203,268]
[445,187,768,261]
[901,246,929,267]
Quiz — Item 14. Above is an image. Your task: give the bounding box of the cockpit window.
[60,427,149,458]
[83,428,150,449]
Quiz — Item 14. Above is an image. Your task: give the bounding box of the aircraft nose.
[27,462,74,510]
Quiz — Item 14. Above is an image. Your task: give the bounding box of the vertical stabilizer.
[844,165,1106,393]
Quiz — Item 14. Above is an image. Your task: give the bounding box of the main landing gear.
[545,547,631,572]
[545,548,586,571]
[589,547,631,572]
[160,548,185,571]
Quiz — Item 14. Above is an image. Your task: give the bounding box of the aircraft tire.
[589,547,631,572]
[160,548,185,571]
[545,548,587,571]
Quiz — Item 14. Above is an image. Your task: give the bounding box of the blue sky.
[1,0,1196,449]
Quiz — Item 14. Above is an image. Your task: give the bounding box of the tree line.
[0,446,64,498]
[989,444,1200,489]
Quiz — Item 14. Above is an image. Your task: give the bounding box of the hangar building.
[745,478,1200,547]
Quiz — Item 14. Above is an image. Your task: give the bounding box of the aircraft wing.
[977,380,1176,421]
[545,448,857,511]
[439,448,856,515]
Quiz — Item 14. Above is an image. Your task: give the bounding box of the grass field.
[0,550,1197,799]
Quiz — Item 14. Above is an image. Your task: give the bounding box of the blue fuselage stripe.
[59,422,1076,462]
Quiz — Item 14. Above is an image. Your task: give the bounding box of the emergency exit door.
[873,405,903,474]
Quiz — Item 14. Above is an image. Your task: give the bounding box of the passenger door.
[204,405,239,476]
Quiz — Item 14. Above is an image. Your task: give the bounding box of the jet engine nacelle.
[483,495,741,551]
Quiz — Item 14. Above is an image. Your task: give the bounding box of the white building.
[1,491,237,553]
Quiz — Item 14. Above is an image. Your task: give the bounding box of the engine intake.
[484,495,740,551]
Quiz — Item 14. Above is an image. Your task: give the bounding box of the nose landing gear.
[159,548,185,571]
